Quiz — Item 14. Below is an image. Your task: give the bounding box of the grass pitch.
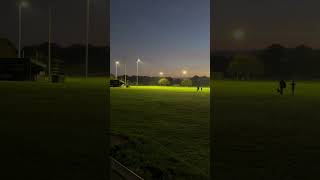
[0,78,107,179]
[3,78,318,179]
[110,86,210,179]
[212,80,320,179]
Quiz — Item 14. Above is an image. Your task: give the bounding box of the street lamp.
[136,58,141,85]
[18,1,29,58]
[115,61,119,80]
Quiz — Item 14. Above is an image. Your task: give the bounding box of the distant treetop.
[0,38,17,58]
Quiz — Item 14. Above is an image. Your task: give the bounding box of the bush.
[180,79,192,87]
[158,78,170,86]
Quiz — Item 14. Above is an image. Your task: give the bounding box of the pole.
[85,0,90,78]
[136,61,139,85]
[115,63,118,80]
[125,64,127,84]
[124,64,127,85]
[18,4,22,58]
[48,7,52,80]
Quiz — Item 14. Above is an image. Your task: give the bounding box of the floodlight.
[20,1,29,8]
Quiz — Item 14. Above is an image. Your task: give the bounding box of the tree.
[290,45,314,78]
[261,44,286,78]
[180,79,192,86]
[0,38,17,58]
[228,55,264,80]
[110,74,115,80]
[191,75,200,86]
[158,78,170,86]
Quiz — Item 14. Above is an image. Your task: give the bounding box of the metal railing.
[111,157,144,180]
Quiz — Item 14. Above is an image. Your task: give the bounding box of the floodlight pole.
[124,64,127,84]
[85,0,90,79]
[115,63,118,80]
[136,60,139,85]
[18,4,22,58]
[48,7,52,80]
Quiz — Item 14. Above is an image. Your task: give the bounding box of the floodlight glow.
[137,58,141,63]
[20,1,29,8]
[233,29,245,41]
[182,70,187,75]
[159,72,164,76]
[115,60,119,80]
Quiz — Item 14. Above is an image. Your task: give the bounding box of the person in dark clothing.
[197,86,199,92]
[278,80,286,95]
[201,87,203,91]
[291,80,296,96]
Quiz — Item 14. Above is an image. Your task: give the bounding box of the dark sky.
[1,0,107,47]
[111,0,210,77]
[213,0,320,50]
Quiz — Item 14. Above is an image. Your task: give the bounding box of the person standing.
[279,80,286,95]
[291,80,296,96]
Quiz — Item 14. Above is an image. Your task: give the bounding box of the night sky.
[212,0,320,50]
[1,0,107,47]
[111,0,210,77]
[3,1,318,75]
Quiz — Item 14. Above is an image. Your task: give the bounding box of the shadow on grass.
[110,133,208,180]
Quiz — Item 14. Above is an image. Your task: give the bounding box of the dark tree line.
[0,37,110,76]
[22,43,109,76]
[213,44,320,80]
[112,75,210,86]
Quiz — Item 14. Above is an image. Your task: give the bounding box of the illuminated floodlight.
[18,1,30,59]
[182,70,187,75]
[233,29,245,41]
[20,1,29,8]
[136,58,142,85]
[159,72,164,76]
[115,61,120,79]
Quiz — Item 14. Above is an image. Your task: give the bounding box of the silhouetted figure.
[201,87,203,91]
[291,80,296,96]
[278,80,286,95]
[197,86,200,92]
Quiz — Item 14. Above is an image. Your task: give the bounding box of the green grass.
[0,77,107,179]
[5,78,317,179]
[212,80,320,179]
[110,86,210,179]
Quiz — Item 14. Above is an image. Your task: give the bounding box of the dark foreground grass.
[110,86,210,179]
[212,80,320,179]
[0,78,107,179]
